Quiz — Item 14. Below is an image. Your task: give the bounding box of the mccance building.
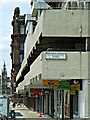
[15,1,90,119]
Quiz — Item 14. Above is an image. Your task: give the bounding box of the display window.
[64,91,70,118]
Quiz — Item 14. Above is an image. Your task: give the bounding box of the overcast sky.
[0,0,31,76]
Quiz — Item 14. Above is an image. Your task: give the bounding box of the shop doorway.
[56,90,70,119]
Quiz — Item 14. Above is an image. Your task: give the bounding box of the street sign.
[45,53,66,60]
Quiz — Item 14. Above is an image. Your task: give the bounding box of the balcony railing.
[50,6,90,10]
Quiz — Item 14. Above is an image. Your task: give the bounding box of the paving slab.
[9,102,52,119]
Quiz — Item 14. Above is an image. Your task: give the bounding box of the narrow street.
[0,1,90,120]
[9,102,56,119]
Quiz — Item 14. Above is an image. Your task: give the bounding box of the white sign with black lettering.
[45,53,66,60]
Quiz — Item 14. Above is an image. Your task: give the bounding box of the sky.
[0,0,31,76]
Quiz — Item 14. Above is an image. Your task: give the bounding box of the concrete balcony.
[16,51,90,92]
[27,9,89,58]
[16,9,89,84]
[16,55,28,83]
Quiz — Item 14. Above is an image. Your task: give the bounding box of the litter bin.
[10,110,15,118]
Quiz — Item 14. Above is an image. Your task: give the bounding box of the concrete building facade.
[15,1,90,119]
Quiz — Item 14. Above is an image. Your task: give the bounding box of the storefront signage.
[53,80,70,90]
[70,90,76,95]
[70,84,80,90]
[53,80,81,91]
[70,80,81,91]
[43,80,59,87]
[45,53,66,60]
[43,89,50,94]
[30,88,41,96]
[60,81,70,90]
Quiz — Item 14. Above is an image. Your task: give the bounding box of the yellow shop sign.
[70,90,76,95]
[71,84,80,90]
[43,80,59,87]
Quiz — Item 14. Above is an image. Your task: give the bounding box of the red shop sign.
[30,88,41,94]
[31,91,45,96]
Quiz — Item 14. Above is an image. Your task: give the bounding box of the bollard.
[39,111,41,117]
[29,106,31,110]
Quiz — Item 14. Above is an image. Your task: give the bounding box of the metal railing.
[50,6,90,10]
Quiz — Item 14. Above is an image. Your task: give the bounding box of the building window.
[20,25,24,34]
[20,43,24,50]
[20,54,24,63]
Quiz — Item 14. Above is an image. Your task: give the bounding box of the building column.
[78,89,84,118]
[80,80,88,117]
[88,80,90,116]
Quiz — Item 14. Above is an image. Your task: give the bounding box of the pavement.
[9,101,54,119]
[9,102,90,120]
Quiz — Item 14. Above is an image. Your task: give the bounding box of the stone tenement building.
[10,7,26,93]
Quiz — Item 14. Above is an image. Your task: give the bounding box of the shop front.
[53,80,82,119]
[43,80,59,117]
[70,79,82,119]
[43,88,54,116]
[30,88,44,113]
[53,80,70,119]
[54,90,70,119]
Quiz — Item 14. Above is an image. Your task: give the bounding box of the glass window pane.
[20,43,24,50]
[20,54,24,63]
[20,25,24,34]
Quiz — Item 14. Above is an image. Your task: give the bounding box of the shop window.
[20,25,24,34]
[57,90,62,118]
[64,91,70,118]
